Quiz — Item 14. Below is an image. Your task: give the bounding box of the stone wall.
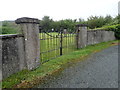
[1,34,26,78]
[1,17,40,79]
[76,24,116,49]
[87,30,115,45]
[1,21,116,79]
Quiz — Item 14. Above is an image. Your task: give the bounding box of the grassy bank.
[2,40,119,88]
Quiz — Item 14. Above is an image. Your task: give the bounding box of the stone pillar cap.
[15,17,40,24]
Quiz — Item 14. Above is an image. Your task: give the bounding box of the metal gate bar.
[40,28,76,63]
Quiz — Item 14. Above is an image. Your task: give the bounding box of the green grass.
[2,40,118,88]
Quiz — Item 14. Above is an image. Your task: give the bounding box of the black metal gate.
[39,28,76,63]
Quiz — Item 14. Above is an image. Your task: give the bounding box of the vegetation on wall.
[95,24,120,39]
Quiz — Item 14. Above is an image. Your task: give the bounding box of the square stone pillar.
[15,17,40,70]
[76,24,88,49]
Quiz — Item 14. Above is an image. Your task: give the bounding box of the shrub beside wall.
[115,25,120,39]
[96,24,120,39]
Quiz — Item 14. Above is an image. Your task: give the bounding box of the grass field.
[39,32,76,63]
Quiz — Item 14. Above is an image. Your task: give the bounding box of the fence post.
[60,28,63,55]
[76,24,88,49]
[15,17,40,70]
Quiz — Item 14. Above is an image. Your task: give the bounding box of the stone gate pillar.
[15,17,40,70]
[76,24,88,49]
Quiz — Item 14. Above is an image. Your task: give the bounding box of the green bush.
[115,25,120,39]
[2,26,18,34]
[1,21,20,35]
[0,27,2,34]
[101,25,118,31]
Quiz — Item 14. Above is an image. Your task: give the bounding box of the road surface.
[37,45,118,88]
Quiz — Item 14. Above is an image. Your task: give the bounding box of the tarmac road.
[37,45,118,88]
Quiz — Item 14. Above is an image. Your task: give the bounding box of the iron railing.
[40,28,76,63]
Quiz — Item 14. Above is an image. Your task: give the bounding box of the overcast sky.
[0,0,119,21]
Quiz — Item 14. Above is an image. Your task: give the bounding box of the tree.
[78,18,84,22]
[104,15,113,25]
[87,16,105,29]
[40,16,54,31]
[117,14,120,24]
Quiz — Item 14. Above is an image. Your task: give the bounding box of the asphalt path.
[37,45,118,88]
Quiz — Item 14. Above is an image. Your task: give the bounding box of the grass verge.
[2,40,119,88]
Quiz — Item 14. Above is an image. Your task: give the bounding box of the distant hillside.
[1,20,21,34]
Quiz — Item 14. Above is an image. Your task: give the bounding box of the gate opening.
[39,27,76,63]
